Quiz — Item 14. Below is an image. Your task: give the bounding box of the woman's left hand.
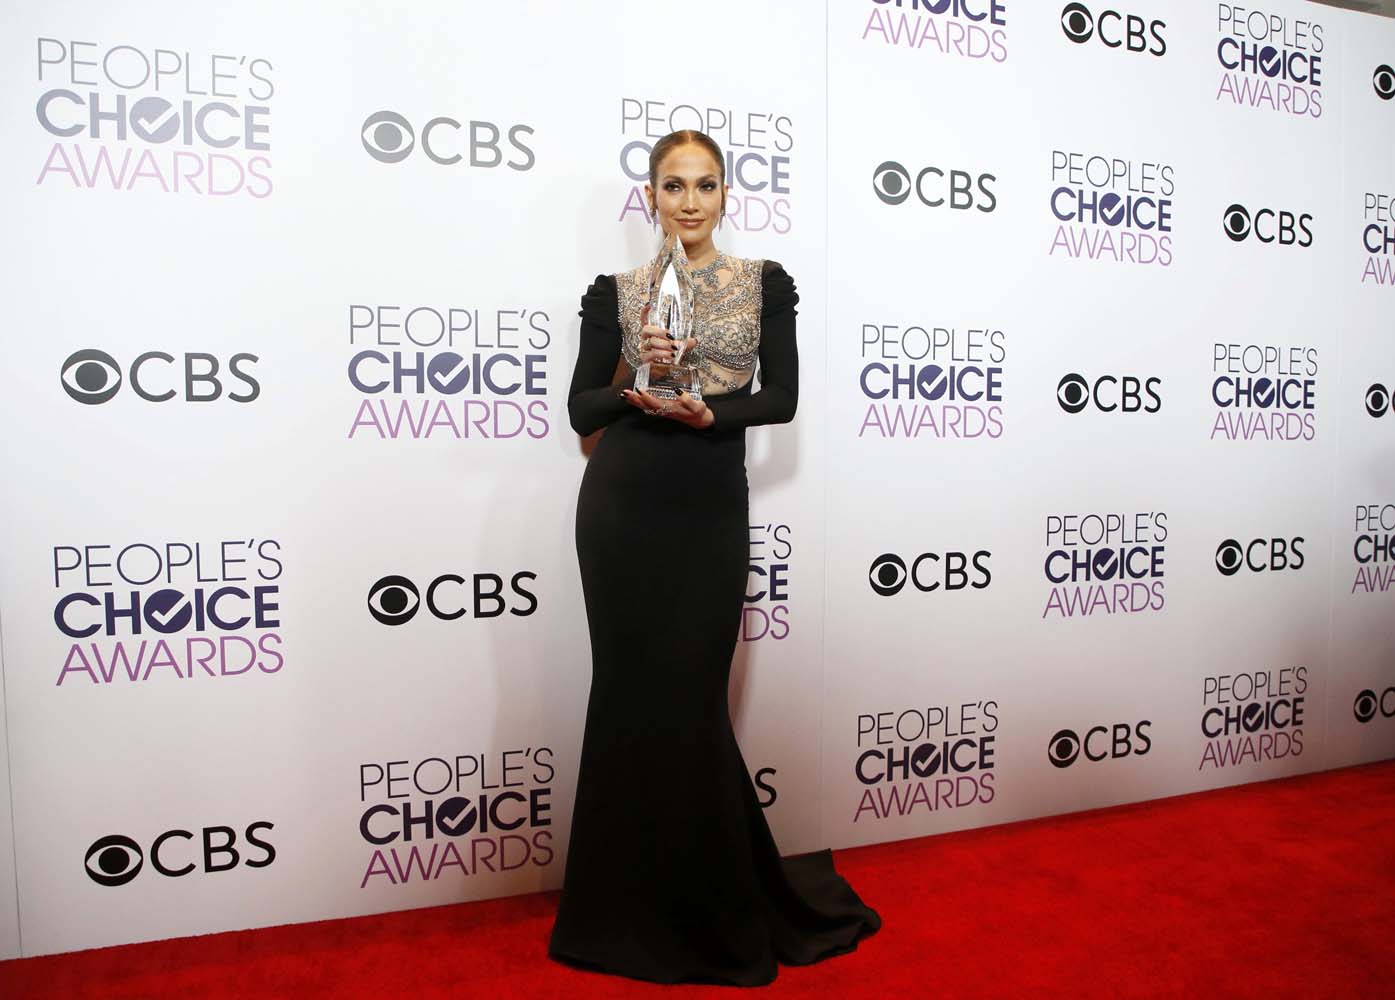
[621,388,715,429]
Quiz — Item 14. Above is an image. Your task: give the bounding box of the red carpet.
[3,760,1393,998]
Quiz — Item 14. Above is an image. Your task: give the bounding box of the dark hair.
[648,129,726,215]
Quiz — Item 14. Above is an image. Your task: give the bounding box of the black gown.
[548,259,881,986]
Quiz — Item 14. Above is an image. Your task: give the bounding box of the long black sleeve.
[704,260,799,431]
[566,274,634,436]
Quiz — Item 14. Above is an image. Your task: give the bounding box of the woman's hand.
[638,325,698,374]
[621,387,715,429]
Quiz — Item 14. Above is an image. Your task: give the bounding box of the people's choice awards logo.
[615,98,793,234]
[853,703,998,822]
[1215,6,1324,119]
[862,0,1008,63]
[1043,512,1166,618]
[1210,343,1317,442]
[1049,151,1173,266]
[34,38,275,197]
[858,323,1005,441]
[1199,669,1305,770]
[345,303,552,442]
[1362,194,1395,287]
[358,752,554,889]
[53,539,284,687]
[743,522,792,641]
[1351,504,1395,595]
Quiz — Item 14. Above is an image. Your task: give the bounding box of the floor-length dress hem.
[549,849,880,988]
[549,262,881,987]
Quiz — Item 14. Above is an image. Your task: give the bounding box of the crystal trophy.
[633,233,702,401]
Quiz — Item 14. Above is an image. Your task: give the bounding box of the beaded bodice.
[617,252,764,396]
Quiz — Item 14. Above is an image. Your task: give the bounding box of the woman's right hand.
[638,324,698,373]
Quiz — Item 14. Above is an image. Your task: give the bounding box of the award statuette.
[633,233,702,401]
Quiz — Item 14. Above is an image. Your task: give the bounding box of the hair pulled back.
[647,129,727,216]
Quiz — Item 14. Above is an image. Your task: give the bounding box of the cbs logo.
[872,161,997,213]
[84,823,275,887]
[360,110,536,169]
[367,572,538,626]
[1353,687,1395,723]
[1047,722,1152,768]
[868,551,992,596]
[1214,538,1306,576]
[1056,373,1162,414]
[60,349,260,405]
[1060,4,1166,56]
[1375,64,1395,101]
[1365,383,1391,418]
[1222,204,1314,247]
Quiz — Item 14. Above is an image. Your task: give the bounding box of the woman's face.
[646,143,727,253]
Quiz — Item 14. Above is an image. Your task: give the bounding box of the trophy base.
[634,363,703,402]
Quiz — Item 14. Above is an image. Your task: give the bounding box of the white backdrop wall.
[0,0,1390,959]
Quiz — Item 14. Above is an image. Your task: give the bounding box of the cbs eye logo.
[1047,729,1083,767]
[872,161,911,206]
[359,109,536,170]
[84,823,276,887]
[1059,4,1166,55]
[368,575,419,625]
[1222,204,1313,247]
[869,554,907,595]
[1215,538,1304,575]
[362,110,414,163]
[1223,204,1252,241]
[84,834,143,887]
[1353,687,1395,723]
[1061,4,1094,42]
[1215,540,1244,576]
[59,349,261,405]
[872,160,997,212]
[1057,374,1089,414]
[1375,65,1395,101]
[1056,373,1161,414]
[1354,689,1378,723]
[60,349,122,404]
[1366,383,1391,418]
[367,571,539,625]
[867,551,991,595]
[1048,722,1151,766]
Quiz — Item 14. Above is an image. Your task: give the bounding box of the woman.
[548,129,880,986]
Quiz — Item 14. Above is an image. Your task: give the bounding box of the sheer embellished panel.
[617,253,764,397]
